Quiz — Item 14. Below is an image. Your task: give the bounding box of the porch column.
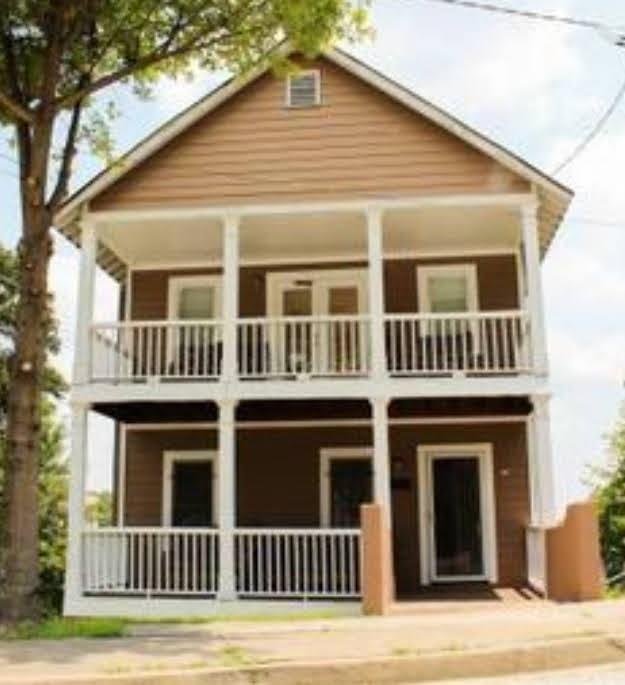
[528,394,559,527]
[366,207,387,380]
[73,218,97,384]
[221,215,240,383]
[370,397,392,526]
[63,403,89,612]
[217,399,237,600]
[520,200,548,375]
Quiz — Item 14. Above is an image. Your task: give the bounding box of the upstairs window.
[286,70,321,107]
[417,264,479,314]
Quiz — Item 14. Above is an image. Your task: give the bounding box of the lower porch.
[65,398,553,615]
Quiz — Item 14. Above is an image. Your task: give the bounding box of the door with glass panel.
[420,446,495,583]
[269,271,367,376]
[167,276,222,377]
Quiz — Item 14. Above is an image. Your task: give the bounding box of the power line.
[568,216,625,229]
[551,73,625,175]
[418,0,625,44]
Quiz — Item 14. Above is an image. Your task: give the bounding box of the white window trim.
[167,274,223,321]
[266,269,369,318]
[162,450,218,527]
[285,69,321,108]
[319,446,373,527]
[416,443,498,586]
[417,263,479,314]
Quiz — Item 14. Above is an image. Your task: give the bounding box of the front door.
[418,444,496,584]
[172,461,213,527]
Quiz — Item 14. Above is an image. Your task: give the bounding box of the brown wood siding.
[123,421,528,591]
[93,57,528,211]
[130,255,518,320]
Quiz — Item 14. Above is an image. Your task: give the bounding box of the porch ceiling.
[97,204,520,273]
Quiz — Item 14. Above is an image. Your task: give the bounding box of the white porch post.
[528,394,559,527]
[366,207,387,380]
[217,399,237,600]
[520,200,548,376]
[221,215,240,383]
[63,403,89,612]
[370,397,392,526]
[73,218,97,385]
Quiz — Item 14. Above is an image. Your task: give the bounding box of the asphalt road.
[412,661,625,684]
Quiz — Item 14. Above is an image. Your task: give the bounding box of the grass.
[217,645,255,668]
[1,617,127,640]
[128,609,349,625]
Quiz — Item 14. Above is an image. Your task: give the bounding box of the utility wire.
[551,73,625,175]
[418,0,625,44]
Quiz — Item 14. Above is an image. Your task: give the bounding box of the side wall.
[123,421,528,592]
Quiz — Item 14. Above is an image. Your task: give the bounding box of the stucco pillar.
[361,503,393,615]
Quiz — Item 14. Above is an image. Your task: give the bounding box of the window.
[286,70,321,107]
[168,275,222,320]
[417,264,478,314]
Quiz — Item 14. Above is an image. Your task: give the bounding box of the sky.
[1,0,624,502]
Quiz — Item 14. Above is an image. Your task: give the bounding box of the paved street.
[414,662,625,684]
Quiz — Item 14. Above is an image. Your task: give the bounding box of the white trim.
[167,274,223,321]
[285,69,321,108]
[319,447,373,527]
[417,263,479,314]
[64,595,361,618]
[162,450,218,527]
[128,248,518,272]
[124,269,133,322]
[121,415,528,432]
[417,442,498,586]
[83,193,536,225]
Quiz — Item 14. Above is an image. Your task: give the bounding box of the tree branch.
[47,99,83,210]
[0,89,33,123]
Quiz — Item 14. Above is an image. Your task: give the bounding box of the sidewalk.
[2,599,625,684]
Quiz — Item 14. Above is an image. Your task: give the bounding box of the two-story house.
[56,46,574,617]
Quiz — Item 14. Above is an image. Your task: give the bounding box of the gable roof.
[55,45,573,279]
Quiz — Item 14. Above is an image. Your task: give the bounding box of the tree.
[0,1,367,621]
[594,403,625,581]
[85,490,113,528]
[0,245,68,617]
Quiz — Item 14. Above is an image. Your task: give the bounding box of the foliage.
[0,244,68,616]
[85,490,113,527]
[591,402,625,581]
[0,616,126,640]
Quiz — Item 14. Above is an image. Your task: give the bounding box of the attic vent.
[286,70,320,108]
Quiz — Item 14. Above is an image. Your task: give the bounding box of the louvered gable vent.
[286,70,320,107]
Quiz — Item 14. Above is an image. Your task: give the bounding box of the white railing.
[237,316,370,378]
[526,526,546,595]
[234,528,362,598]
[90,320,223,381]
[385,310,531,376]
[82,527,219,596]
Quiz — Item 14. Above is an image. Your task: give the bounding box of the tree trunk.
[1,171,53,622]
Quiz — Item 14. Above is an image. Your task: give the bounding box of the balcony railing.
[385,310,531,376]
[88,310,531,383]
[81,527,361,599]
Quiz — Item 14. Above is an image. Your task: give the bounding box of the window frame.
[319,446,373,527]
[285,69,321,108]
[416,263,479,315]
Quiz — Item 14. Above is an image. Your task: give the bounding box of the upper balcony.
[72,194,548,402]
